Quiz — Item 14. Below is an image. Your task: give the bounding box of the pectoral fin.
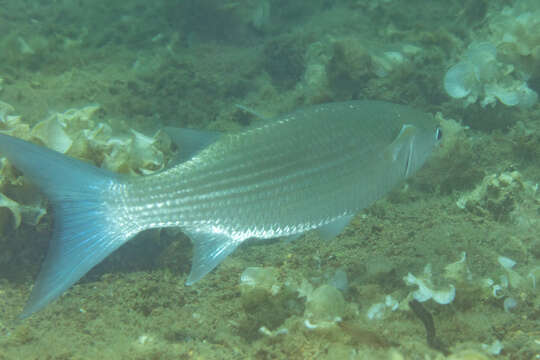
[384,124,416,162]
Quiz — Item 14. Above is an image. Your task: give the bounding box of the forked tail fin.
[0,134,138,318]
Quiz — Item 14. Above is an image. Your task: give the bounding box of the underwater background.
[0,0,539,358]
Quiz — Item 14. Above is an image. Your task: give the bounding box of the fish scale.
[121,103,412,234]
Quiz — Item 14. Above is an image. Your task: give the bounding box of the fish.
[0,100,442,318]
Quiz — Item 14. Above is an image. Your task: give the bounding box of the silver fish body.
[122,101,438,236]
[0,100,441,317]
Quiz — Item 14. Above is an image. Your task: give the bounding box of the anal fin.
[184,230,241,285]
[317,215,354,240]
[282,233,303,243]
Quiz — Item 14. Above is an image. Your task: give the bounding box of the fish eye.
[435,127,443,141]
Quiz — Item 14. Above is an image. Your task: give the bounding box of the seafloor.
[0,0,539,359]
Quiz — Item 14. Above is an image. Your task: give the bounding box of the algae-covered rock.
[0,192,45,232]
[0,101,174,251]
[26,104,172,175]
[488,0,540,74]
[447,349,491,360]
[31,114,73,153]
[304,284,346,327]
[457,171,539,222]
[240,266,280,295]
[327,37,372,94]
[263,34,306,89]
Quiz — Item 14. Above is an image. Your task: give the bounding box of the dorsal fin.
[235,104,271,122]
[163,127,222,163]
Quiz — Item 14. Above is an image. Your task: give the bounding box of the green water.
[0,0,538,358]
